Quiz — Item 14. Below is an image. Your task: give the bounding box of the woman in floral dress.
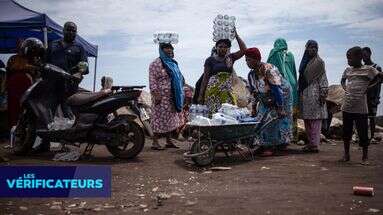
[149,43,184,150]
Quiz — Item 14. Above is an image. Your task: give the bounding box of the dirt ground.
[0,138,382,215]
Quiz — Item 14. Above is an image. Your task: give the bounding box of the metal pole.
[93,56,98,92]
[43,27,48,49]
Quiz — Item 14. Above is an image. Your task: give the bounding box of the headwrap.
[298,40,325,93]
[160,43,174,50]
[267,38,298,106]
[245,47,261,61]
[298,40,318,77]
[159,45,184,112]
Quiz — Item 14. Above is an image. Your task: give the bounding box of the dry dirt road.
[0,138,382,215]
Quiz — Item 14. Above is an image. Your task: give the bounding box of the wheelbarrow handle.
[257,111,278,132]
[183,150,210,158]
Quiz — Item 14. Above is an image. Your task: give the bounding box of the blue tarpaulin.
[0,0,98,57]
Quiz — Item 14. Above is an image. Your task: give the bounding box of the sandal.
[338,156,350,162]
[165,143,179,149]
[260,150,274,157]
[360,160,370,166]
[277,145,288,151]
[302,145,319,153]
[165,138,180,148]
[151,145,165,150]
[253,146,264,155]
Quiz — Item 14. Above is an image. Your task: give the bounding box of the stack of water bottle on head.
[213,14,236,42]
[188,103,257,126]
[153,31,179,44]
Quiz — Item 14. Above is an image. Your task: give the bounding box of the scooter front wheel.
[12,110,36,155]
[106,119,145,159]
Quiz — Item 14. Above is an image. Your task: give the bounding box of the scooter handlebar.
[111,85,146,91]
[42,64,82,81]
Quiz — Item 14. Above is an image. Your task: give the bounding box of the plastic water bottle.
[189,104,196,121]
[234,109,241,120]
[193,105,198,119]
[203,105,209,117]
[196,104,201,117]
[188,105,194,121]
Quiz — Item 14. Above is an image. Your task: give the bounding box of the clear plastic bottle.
[196,104,201,117]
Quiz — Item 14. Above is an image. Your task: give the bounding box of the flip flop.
[151,145,165,150]
[260,150,274,157]
[302,145,319,153]
[338,156,350,162]
[165,144,180,149]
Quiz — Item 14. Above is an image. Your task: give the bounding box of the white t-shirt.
[341,65,379,114]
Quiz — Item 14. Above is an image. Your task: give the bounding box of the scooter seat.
[67,91,108,107]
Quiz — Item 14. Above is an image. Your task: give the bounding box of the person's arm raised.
[231,28,247,61]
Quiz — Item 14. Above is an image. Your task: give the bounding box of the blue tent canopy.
[0,0,98,57]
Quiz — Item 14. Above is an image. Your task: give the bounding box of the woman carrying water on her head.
[149,43,185,150]
[196,28,246,115]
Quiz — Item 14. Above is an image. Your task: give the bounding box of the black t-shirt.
[204,54,235,77]
[193,54,238,103]
[46,40,88,75]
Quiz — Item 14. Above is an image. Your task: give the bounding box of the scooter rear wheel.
[106,119,145,159]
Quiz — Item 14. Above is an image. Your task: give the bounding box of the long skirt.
[256,79,293,147]
[257,103,292,147]
[304,119,322,146]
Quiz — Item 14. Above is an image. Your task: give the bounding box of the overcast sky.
[13,0,382,91]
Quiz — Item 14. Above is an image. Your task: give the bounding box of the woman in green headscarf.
[267,38,298,144]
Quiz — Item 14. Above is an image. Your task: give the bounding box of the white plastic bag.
[48,117,75,130]
[211,113,238,125]
[189,116,211,126]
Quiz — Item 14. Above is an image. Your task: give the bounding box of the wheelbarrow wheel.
[191,139,215,166]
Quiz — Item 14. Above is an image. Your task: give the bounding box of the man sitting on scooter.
[34,21,89,153]
[46,21,89,116]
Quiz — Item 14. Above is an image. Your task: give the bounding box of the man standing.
[46,21,88,116]
[38,22,88,153]
[340,47,382,165]
[362,47,382,144]
[46,21,88,75]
